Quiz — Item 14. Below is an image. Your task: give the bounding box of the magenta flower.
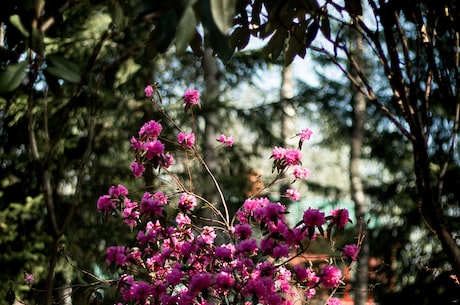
[144,140,165,159]
[320,265,342,288]
[330,208,350,228]
[144,85,154,97]
[131,161,145,178]
[298,128,313,141]
[215,271,235,289]
[108,184,128,197]
[184,88,200,106]
[272,243,290,259]
[303,208,326,227]
[218,134,234,147]
[139,120,162,139]
[106,246,128,266]
[97,195,113,212]
[328,297,342,305]
[234,224,253,239]
[178,132,195,148]
[342,243,359,261]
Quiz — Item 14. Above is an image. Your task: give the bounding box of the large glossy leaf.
[210,0,236,34]
[176,6,197,53]
[0,61,28,93]
[45,55,81,84]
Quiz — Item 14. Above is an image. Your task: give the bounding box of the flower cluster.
[130,120,174,178]
[96,86,359,305]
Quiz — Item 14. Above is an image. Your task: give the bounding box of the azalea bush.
[96,85,361,305]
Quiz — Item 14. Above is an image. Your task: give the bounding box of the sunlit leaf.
[210,0,236,34]
[9,15,29,38]
[0,61,28,93]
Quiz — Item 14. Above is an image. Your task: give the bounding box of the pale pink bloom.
[286,188,300,201]
[271,146,286,160]
[284,148,302,165]
[292,165,310,179]
[24,273,34,285]
[298,128,313,141]
[218,134,234,147]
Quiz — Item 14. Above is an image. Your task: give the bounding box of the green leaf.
[263,29,288,61]
[0,61,28,93]
[176,6,197,53]
[45,55,81,84]
[210,0,236,34]
[9,15,29,38]
[110,1,125,29]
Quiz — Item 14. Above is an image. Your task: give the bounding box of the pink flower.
[343,244,359,261]
[328,297,342,305]
[175,213,191,226]
[298,128,313,141]
[109,184,128,197]
[184,89,200,106]
[178,193,197,211]
[144,85,154,97]
[144,140,165,159]
[131,161,145,178]
[271,146,286,160]
[330,208,349,228]
[320,265,342,288]
[139,120,162,139]
[283,148,302,165]
[218,134,234,147]
[177,132,195,148]
[286,188,300,201]
[106,246,128,266]
[24,273,34,285]
[303,208,326,227]
[199,226,217,245]
[97,195,113,212]
[292,165,310,179]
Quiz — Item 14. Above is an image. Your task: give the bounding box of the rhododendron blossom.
[343,243,359,261]
[218,134,234,147]
[177,132,195,148]
[184,88,200,106]
[320,265,343,288]
[95,85,358,305]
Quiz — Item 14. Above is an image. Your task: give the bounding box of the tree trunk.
[348,16,370,305]
[200,38,222,222]
[279,63,295,205]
